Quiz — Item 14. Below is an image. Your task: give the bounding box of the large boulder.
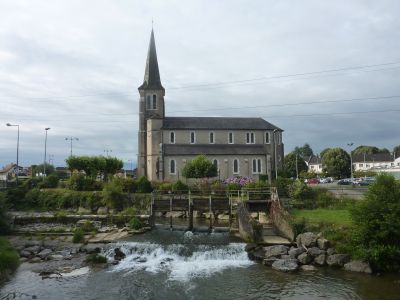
[314,254,327,266]
[24,245,41,254]
[245,243,257,252]
[288,247,305,258]
[37,249,53,260]
[263,245,289,258]
[20,250,32,258]
[327,254,351,267]
[307,247,325,258]
[297,252,312,265]
[317,238,330,250]
[272,259,299,272]
[114,248,126,261]
[263,257,279,266]
[344,260,372,274]
[296,232,318,248]
[326,248,336,256]
[97,207,108,215]
[81,244,102,254]
[247,247,265,262]
[78,207,91,214]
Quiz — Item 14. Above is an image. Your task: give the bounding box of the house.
[352,153,397,171]
[304,155,323,174]
[137,30,284,182]
[0,164,17,181]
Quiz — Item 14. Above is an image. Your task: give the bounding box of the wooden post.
[209,195,213,231]
[188,191,193,231]
[169,196,173,230]
[229,195,233,229]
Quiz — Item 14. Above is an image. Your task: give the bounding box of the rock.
[263,257,279,266]
[165,211,185,218]
[307,247,325,257]
[81,244,102,254]
[298,252,312,265]
[251,212,259,219]
[344,260,372,274]
[281,255,291,260]
[288,247,305,258]
[78,207,91,214]
[24,245,41,254]
[217,214,230,220]
[272,259,299,272]
[49,254,64,260]
[24,240,42,247]
[247,247,265,262]
[114,248,126,261]
[263,245,289,258]
[19,257,28,263]
[30,257,42,263]
[314,254,326,266]
[20,250,32,258]
[245,243,257,252]
[97,207,108,215]
[76,219,101,229]
[300,265,318,272]
[327,254,351,267]
[37,249,53,259]
[296,232,318,248]
[327,248,336,256]
[317,238,330,250]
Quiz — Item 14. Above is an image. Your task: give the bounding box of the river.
[1,227,400,300]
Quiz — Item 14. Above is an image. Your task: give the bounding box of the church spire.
[139,29,164,90]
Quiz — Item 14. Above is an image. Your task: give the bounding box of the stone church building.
[137,30,284,182]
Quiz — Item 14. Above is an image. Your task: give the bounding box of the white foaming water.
[104,241,253,282]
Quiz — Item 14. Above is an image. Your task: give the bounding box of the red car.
[305,178,319,184]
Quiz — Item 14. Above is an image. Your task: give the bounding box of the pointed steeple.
[139,29,164,90]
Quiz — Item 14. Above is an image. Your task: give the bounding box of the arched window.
[170,159,176,174]
[152,94,157,109]
[170,131,175,144]
[228,132,234,144]
[190,131,196,144]
[146,96,151,109]
[265,132,270,144]
[233,159,239,174]
[252,158,262,174]
[209,131,215,144]
[246,132,255,144]
[213,159,219,170]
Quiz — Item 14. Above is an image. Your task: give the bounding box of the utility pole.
[295,153,299,180]
[104,149,112,157]
[6,123,20,185]
[347,142,354,182]
[65,137,79,157]
[43,128,50,177]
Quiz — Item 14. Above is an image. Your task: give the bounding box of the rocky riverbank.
[246,231,372,274]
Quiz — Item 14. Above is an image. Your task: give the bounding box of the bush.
[103,180,126,211]
[275,177,294,197]
[121,178,137,193]
[350,173,400,272]
[41,174,60,188]
[172,180,189,193]
[227,183,241,191]
[136,176,153,193]
[68,174,102,191]
[128,216,143,230]
[5,186,29,209]
[158,182,173,192]
[86,253,107,264]
[72,228,85,243]
[0,194,11,234]
[0,238,19,276]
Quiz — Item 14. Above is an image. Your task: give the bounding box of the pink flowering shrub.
[223,176,254,187]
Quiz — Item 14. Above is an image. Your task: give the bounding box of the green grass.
[0,237,19,275]
[291,208,352,226]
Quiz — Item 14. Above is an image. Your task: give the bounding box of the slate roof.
[307,155,321,165]
[164,144,267,156]
[138,29,164,90]
[161,117,282,131]
[352,153,394,163]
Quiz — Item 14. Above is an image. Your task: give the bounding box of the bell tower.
[137,29,165,178]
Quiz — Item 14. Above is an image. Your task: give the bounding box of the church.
[137,30,284,182]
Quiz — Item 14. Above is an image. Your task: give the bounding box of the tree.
[182,155,218,179]
[351,173,400,272]
[65,156,123,181]
[321,148,350,178]
[351,145,390,156]
[31,163,55,176]
[394,145,400,158]
[293,143,314,158]
[320,148,331,159]
[284,152,308,178]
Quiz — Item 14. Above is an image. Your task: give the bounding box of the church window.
[170,159,176,174]
[252,158,262,174]
[265,132,270,144]
[228,132,234,144]
[146,96,151,109]
[209,132,215,144]
[233,159,239,174]
[213,159,219,170]
[152,95,157,109]
[190,131,196,144]
[246,132,255,144]
[170,132,175,144]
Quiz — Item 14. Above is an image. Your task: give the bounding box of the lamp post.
[6,123,20,185]
[65,137,79,157]
[273,129,278,181]
[48,154,54,166]
[43,128,51,177]
[347,142,354,182]
[104,149,112,157]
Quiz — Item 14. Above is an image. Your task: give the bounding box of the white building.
[304,155,323,174]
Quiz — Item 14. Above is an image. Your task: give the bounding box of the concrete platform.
[262,236,292,246]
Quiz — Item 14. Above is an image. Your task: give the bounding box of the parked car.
[356,178,376,186]
[337,179,352,185]
[305,178,320,184]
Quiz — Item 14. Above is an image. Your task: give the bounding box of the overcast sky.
[1,0,399,169]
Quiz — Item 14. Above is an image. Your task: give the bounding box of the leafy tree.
[103,179,125,210]
[284,152,308,178]
[182,155,218,179]
[31,163,55,176]
[393,145,400,158]
[293,143,314,158]
[321,148,350,178]
[103,157,123,181]
[351,174,400,272]
[136,176,153,193]
[65,156,123,181]
[320,148,331,159]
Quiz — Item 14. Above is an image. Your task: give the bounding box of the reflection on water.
[1,227,400,300]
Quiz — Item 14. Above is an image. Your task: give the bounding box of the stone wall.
[269,193,295,242]
[237,203,263,243]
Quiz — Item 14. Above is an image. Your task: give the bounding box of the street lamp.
[104,149,112,157]
[43,128,51,177]
[6,123,20,185]
[48,154,54,166]
[65,137,79,157]
[347,142,354,181]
